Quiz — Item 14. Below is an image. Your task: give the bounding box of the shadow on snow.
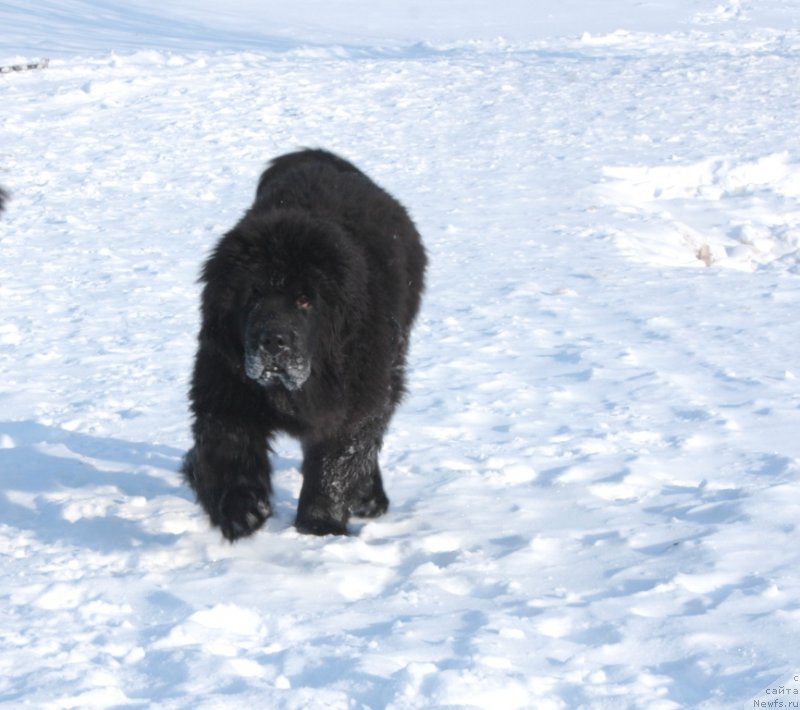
[0,420,187,552]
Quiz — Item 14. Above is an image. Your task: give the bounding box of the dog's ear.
[197,228,252,371]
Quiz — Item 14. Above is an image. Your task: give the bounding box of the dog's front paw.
[295,501,348,536]
[216,486,271,542]
[295,516,348,536]
[349,490,389,519]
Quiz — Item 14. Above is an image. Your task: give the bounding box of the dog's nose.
[260,328,292,356]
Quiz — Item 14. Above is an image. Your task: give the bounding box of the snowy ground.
[2,2,800,708]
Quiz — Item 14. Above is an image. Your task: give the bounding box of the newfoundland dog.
[183,149,427,539]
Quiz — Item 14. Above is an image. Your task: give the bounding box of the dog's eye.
[296,294,312,310]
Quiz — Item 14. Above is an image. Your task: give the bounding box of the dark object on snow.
[183,149,427,540]
[0,187,6,213]
[0,58,49,74]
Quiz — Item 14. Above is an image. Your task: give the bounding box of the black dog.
[183,150,427,539]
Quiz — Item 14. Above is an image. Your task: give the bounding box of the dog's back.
[255,149,361,202]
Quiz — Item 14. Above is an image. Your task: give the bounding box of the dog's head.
[243,290,317,390]
[200,211,367,392]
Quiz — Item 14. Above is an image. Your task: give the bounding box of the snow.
[2,1,800,708]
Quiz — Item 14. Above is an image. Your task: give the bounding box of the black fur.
[183,149,426,539]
